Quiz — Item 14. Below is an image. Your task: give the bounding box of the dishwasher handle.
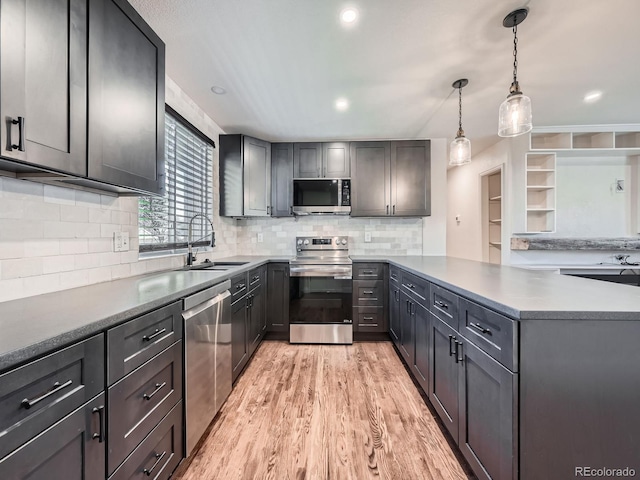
[182,290,231,321]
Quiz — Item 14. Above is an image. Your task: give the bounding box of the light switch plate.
[257,233,264,243]
[113,231,129,252]
[364,232,372,243]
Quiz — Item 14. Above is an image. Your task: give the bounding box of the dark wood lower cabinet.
[411,302,429,393]
[248,284,265,357]
[399,291,415,365]
[459,340,517,480]
[266,263,289,333]
[231,297,249,383]
[389,280,401,344]
[0,393,106,480]
[428,314,460,443]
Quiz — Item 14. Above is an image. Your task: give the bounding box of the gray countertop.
[2,254,640,373]
[352,256,640,321]
[0,256,281,372]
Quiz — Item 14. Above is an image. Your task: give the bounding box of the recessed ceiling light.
[335,98,349,111]
[340,8,358,24]
[211,86,226,95]
[583,90,602,103]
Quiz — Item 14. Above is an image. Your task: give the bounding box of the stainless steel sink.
[180,261,249,272]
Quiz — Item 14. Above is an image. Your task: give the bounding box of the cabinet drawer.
[109,400,183,480]
[401,271,429,305]
[0,334,104,460]
[353,280,385,306]
[248,266,264,289]
[353,263,385,280]
[389,266,401,284]
[353,306,386,332]
[459,298,518,371]
[231,272,248,304]
[429,284,459,330]
[108,341,183,474]
[107,301,182,386]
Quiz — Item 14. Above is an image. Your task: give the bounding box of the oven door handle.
[289,265,352,279]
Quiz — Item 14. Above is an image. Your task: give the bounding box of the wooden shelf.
[490,219,502,224]
[530,129,640,156]
[527,185,554,191]
[527,208,555,212]
[489,242,502,248]
[489,195,502,201]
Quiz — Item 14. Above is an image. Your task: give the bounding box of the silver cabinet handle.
[392,205,396,215]
[363,290,374,295]
[92,405,106,442]
[142,328,166,342]
[143,451,167,476]
[143,382,166,401]
[21,380,73,409]
[469,322,491,335]
[434,300,448,310]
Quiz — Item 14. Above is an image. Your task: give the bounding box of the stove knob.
[341,238,347,245]
[297,239,303,245]
[303,239,310,245]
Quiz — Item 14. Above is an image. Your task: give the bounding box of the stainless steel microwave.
[292,179,351,215]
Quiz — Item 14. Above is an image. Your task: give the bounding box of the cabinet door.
[293,143,322,178]
[323,142,350,178]
[243,136,271,216]
[350,142,390,216]
[391,140,431,216]
[412,302,430,393]
[248,285,264,357]
[0,393,106,480]
[0,0,87,175]
[88,0,165,194]
[271,143,294,217]
[399,291,414,365]
[267,263,290,333]
[389,280,401,345]
[429,314,459,443]
[231,298,248,383]
[458,339,517,480]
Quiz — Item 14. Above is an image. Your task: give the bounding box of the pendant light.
[498,8,532,137]
[450,79,471,166]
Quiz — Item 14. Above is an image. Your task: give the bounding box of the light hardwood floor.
[176,341,474,480]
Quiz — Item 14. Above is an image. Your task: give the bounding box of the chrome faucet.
[186,214,215,266]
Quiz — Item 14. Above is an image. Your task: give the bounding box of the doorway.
[481,166,503,264]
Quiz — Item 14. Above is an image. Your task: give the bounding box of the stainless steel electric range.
[288,236,353,344]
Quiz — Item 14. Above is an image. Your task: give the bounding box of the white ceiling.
[129,0,640,154]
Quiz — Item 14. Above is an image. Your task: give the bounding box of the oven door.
[289,267,352,325]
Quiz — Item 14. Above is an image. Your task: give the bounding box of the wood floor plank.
[176,341,474,480]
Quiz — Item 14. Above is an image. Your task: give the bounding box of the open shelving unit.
[525,153,556,233]
[487,170,502,264]
[530,129,640,156]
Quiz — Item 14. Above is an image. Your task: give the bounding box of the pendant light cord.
[457,86,464,137]
[511,24,520,93]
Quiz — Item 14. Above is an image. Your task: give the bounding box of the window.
[139,107,215,253]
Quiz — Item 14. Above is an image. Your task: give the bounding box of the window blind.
[139,110,214,252]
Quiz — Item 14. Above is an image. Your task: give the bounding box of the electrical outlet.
[113,232,124,252]
[364,232,372,243]
[257,233,264,243]
[121,232,129,251]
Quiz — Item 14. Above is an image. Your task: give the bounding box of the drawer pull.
[236,283,245,291]
[391,273,397,279]
[394,289,399,301]
[142,328,166,342]
[448,335,455,356]
[363,316,374,321]
[406,283,415,289]
[143,451,167,476]
[21,379,73,409]
[143,382,167,401]
[435,300,449,310]
[252,275,260,282]
[363,290,374,295]
[92,405,106,443]
[362,270,374,275]
[469,322,492,335]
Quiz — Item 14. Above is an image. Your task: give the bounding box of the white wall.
[423,138,447,255]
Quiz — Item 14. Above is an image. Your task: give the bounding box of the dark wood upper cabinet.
[293,143,322,178]
[391,140,430,216]
[350,141,391,216]
[351,140,430,217]
[88,0,165,195]
[271,143,294,217]
[0,0,87,175]
[323,142,350,177]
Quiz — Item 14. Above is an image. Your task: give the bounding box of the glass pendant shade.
[449,135,471,166]
[498,92,532,137]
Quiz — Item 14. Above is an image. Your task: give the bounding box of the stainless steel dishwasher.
[182,279,231,457]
